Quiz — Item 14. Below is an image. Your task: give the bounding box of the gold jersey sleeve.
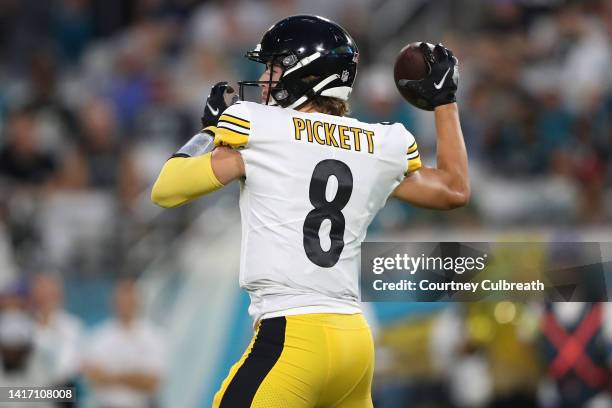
[210,103,252,149]
[406,139,422,173]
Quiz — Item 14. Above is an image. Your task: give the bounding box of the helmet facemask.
[238,53,294,107]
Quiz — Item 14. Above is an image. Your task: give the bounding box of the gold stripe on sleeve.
[206,126,249,149]
[407,141,418,154]
[219,114,251,129]
[407,156,422,173]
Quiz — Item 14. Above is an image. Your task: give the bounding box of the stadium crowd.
[0,0,610,407]
[0,274,165,407]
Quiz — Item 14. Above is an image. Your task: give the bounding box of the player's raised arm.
[151,82,245,208]
[392,43,470,210]
[393,103,469,209]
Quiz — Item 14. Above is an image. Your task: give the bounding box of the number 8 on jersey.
[303,159,353,268]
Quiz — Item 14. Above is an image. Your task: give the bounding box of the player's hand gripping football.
[400,43,458,110]
[201,81,237,129]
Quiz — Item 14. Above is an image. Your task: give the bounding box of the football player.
[151,15,468,408]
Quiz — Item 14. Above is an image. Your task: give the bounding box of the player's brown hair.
[308,96,350,116]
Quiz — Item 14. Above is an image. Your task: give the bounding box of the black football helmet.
[239,15,359,110]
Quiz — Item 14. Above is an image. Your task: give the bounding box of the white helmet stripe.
[312,74,340,92]
[320,86,352,100]
[285,74,340,109]
[283,52,322,76]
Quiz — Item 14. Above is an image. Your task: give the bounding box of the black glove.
[201,81,236,129]
[400,43,459,111]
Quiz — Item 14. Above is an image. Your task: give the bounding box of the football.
[393,42,431,110]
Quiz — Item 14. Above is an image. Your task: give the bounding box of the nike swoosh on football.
[434,68,451,90]
[207,103,219,116]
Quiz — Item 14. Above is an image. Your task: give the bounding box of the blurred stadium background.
[0,0,610,407]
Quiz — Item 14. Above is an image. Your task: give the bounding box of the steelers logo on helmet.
[238,15,359,109]
[282,54,298,67]
[275,89,289,101]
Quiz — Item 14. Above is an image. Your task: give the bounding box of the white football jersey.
[213,101,421,322]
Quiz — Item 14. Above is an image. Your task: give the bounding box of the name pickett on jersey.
[292,117,375,154]
[212,101,421,175]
